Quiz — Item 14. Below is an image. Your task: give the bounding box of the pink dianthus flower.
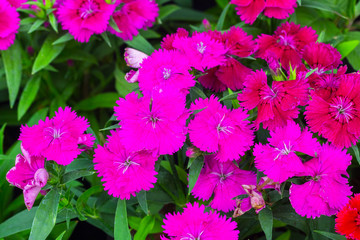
[0,1,20,50]
[192,155,256,212]
[161,28,189,51]
[19,107,95,165]
[256,22,318,70]
[93,129,157,199]
[305,73,360,148]
[230,0,266,24]
[109,0,158,41]
[114,88,188,155]
[137,49,195,94]
[57,0,117,42]
[162,202,239,240]
[253,120,320,183]
[188,96,254,162]
[238,70,309,130]
[6,145,49,210]
[6,0,26,8]
[263,0,297,19]
[289,144,352,218]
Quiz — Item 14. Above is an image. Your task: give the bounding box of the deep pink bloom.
[172,32,227,71]
[305,74,360,148]
[161,28,189,51]
[256,22,318,70]
[335,194,360,240]
[57,0,117,42]
[289,144,352,218]
[137,49,195,94]
[192,155,256,212]
[198,67,227,92]
[263,0,297,19]
[230,0,265,24]
[0,1,20,50]
[6,0,26,8]
[188,96,254,162]
[19,107,94,165]
[125,69,140,83]
[239,70,309,130]
[109,0,158,41]
[93,129,157,199]
[223,26,257,58]
[253,120,320,183]
[114,88,188,155]
[6,145,49,210]
[162,202,239,240]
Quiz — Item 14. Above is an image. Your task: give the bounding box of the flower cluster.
[0,0,20,50]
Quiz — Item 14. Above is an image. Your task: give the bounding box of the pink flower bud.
[124,48,149,68]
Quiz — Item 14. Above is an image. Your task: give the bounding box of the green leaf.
[190,86,207,100]
[114,199,131,240]
[125,34,155,55]
[336,40,360,59]
[160,160,188,185]
[305,68,318,79]
[219,90,241,102]
[61,170,95,184]
[55,231,66,240]
[275,230,291,240]
[29,188,60,240]
[74,92,120,111]
[134,216,155,240]
[32,35,65,74]
[313,231,346,240]
[216,3,230,30]
[101,32,112,47]
[76,185,103,220]
[52,33,73,45]
[351,144,360,165]
[28,19,46,33]
[109,16,121,33]
[0,124,6,155]
[159,4,181,20]
[259,207,273,240]
[114,66,138,97]
[188,155,204,194]
[301,0,347,18]
[17,76,41,120]
[99,123,121,132]
[346,0,356,19]
[137,190,148,215]
[2,40,22,108]
[48,13,58,33]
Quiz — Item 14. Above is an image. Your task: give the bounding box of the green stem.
[165,155,186,202]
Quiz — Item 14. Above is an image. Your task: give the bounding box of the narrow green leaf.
[275,230,291,240]
[109,16,121,33]
[125,34,155,55]
[159,4,181,20]
[301,0,347,18]
[101,32,112,47]
[74,92,119,111]
[52,33,73,45]
[346,0,356,19]
[137,190,148,215]
[356,1,360,18]
[160,161,188,185]
[134,216,155,240]
[0,124,6,155]
[99,123,121,132]
[351,144,360,165]
[305,68,318,79]
[259,208,273,240]
[17,76,41,120]
[61,170,95,184]
[336,40,360,59]
[297,0,301,5]
[28,19,46,33]
[2,40,22,108]
[190,86,207,100]
[313,231,346,240]
[114,199,131,240]
[55,231,66,240]
[76,185,103,220]
[188,155,204,194]
[48,13,58,33]
[32,35,65,74]
[219,91,241,102]
[29,188,60,240]
[216,3,230,30]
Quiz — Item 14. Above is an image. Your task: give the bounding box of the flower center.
[197,42,206,54]
[144,113,162,129]
[181,231,204,240]
[262,87,278,100]
[277,30,295,48]
[330,96,354,123]
[78,0,99,19]
[117,156,140,174]
[274,141,292,160]
[45,127,66,140]
[162,68,172,80]
[216,114,233,137]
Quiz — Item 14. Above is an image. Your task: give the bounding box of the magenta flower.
[172,32,227,71]
[57,0,117,42]
[93,130,157,199]
[138,49,195,94]
[230,0,266,24]
[256,22,318,70]
[6,145,49,210]
[188,96,254,162]
[6,0,26,8]
[114,88,188,155]
[109,0,158,41]
[305,74,360,148]
[192,155,256,212]
[19,107,94,165]
[253,120,320,183]
[198,66,227,92]
[238,70,309,130]
[263,0,297,19]
[289,144,352,218]
[162,202,239,240]
[0,1,20,51]
[161,28,189,51]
